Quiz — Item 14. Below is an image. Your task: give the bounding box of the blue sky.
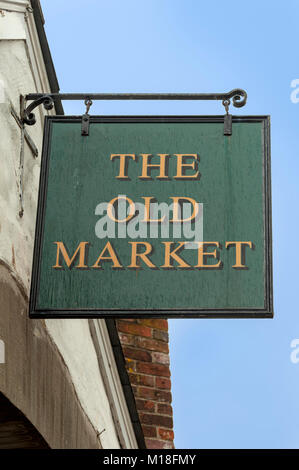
[41,0,299,448]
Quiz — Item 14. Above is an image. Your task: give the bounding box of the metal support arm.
[21,89,247,125]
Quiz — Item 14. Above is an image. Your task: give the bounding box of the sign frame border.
[29,115,273,319]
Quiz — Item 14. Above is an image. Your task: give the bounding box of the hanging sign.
[29,115,273,318]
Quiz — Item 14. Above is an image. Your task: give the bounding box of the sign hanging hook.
[81,98,93,136]
[85,98,93,114]
[222,99,230,115]
[222,98,232,136]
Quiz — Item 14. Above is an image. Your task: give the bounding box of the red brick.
[135,337,169,354]
[140,319,168,331]
[135,399,156,412]
[117,321,152,338]
[117,318,173,449]
[156,377,171,390]
[152,352,169,365]
[154,390,172,403]
[142,425,157,438]
[125,358,136,373]
[145,439,174,449]
[136,387,172,403]
[118,333,135,346]
[139,413,173,428]
[158,428,174,441]
[153,329,169,342]
[157,403,173,416]
[128,373,155,387]
[123,347,152,362]
[136,362,170,378]
[136,387,156,400]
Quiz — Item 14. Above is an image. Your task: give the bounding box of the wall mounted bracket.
[21,94,54,125]
[21,88,247,135]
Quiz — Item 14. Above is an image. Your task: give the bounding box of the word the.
[110,153,200,179]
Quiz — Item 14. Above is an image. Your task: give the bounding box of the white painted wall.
[0,0,135,449]
[45,319,121,449]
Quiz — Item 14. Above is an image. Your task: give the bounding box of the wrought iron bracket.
[21,94,54,125]
[21,89,247,135]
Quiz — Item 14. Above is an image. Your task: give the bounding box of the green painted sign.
[29,116,273,318]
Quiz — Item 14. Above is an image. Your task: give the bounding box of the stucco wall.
[0,1,123,449]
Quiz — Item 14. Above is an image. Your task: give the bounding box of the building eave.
[30,0,63,115]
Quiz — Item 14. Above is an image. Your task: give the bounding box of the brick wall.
[117,319,174,449]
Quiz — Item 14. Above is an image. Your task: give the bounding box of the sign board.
[29,116,273,318]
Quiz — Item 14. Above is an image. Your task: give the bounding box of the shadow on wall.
[0,392,49,449]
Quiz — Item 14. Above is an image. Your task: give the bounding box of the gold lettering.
[174,154,199,179]
[140,154,169,179]
[92,241,123,269]
[53,241,89,269]
[225,241,253,268]
[110,154,136,179]
[170,197,199,223]
[141,197,166,223]
[128,242,156,268]
[161,242,191,269]
[107,195,136,223]
[194,242,222,269]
